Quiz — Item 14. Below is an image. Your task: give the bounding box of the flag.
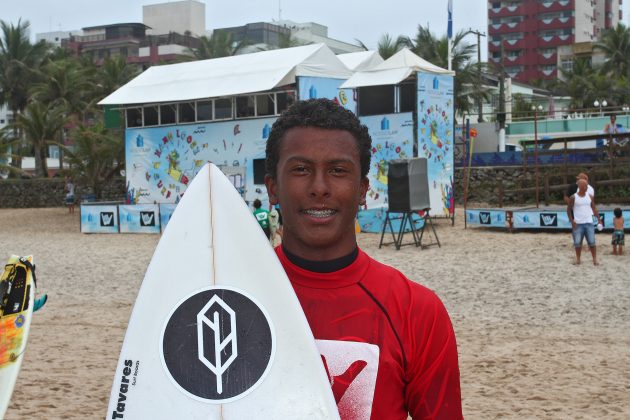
[448,0,453,39]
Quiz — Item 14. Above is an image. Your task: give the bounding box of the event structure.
[84,44,455,233]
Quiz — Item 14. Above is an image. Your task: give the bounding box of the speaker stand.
[418,209,441,249]
[378,211,421,250]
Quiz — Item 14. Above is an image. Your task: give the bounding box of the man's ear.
[264,174,279,205]
[359,176,369,206]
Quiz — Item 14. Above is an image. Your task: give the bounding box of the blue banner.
[80,204,120,233]
[359,113,414,210]
[358,208,425,234]
[465,209,506,227]
[417,72,455,217]
[159,203,178,232]
[297,76,356,112]
[119,204,161,233]
[126,118,274,205]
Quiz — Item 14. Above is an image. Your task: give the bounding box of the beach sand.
[1,207,628,419]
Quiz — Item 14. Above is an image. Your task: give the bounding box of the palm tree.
[93,55,139,105]
[60,123,124,199]
[13,102,67,177]
[0,126,24,177]
[31,58,92,117]
[375,34,412,59]
[411,25,486,117]
[556,58,606,110]
[0,19,50,168]
[594,23,630,79]
[188,32,248,60]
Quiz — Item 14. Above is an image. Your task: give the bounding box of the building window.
[358,85,395,116]
[197,100,213,121]
[178,102,196,123]
[236,96,256,118]
[214,98,233,119]
[126,108,142,127]
[144,106,159,126]
[399,83,416,113]
[160,104,176,125]
[256,94,275,116]
[276,91,295,113]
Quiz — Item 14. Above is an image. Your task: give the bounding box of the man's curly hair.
[265,98,372,179]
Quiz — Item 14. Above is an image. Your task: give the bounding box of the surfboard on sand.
[0,255,36,418]
[107,163,339,419]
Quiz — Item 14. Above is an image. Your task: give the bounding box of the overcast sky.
[5,0,491,59]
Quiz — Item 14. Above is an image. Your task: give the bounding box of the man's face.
[577,180,588,193]
[265,126,369,260]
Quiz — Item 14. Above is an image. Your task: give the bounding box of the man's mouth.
[302,208,336,218]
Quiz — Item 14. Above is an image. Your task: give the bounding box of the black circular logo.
[161,287,275,402]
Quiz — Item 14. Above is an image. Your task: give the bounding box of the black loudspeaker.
[387,158,431,212]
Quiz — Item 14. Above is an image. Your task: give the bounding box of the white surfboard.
[107,163,339,419]
[0,256,35,419]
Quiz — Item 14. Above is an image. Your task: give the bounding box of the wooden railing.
[496,132,630,207]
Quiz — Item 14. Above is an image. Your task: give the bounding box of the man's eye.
[331,167,348,174]
[292,166,308,173]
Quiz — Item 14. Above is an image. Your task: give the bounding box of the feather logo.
[197,295,238,394]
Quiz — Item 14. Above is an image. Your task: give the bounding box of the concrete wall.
[143,0,205,36]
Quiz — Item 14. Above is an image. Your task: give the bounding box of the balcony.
[537,0,573,13]
[539,16,575,30]
[489,4,525,17]
[538,34,574,47]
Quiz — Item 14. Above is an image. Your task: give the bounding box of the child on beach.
[612,208,625,255]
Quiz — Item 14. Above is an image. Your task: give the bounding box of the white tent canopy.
[99,43,353,105]
[337,51,384,71]
[340,48,454,89]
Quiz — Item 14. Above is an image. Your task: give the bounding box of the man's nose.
[309,170,331,197]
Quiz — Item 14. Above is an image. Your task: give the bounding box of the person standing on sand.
[567,179,600,265]
[264,98,462,419]
[611,207,625,255]
[65,177,75,214]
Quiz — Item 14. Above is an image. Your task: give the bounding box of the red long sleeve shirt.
[276,247,463,420]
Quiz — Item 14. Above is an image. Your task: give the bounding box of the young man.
[264,99,462,419]
[567,178,600,265]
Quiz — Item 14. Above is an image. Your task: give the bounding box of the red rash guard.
[275,247,463,420]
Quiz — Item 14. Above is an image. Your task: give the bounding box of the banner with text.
[125,118,275,205]
[417,72,455,217]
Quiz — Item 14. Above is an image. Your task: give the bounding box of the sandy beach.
[1,207,628,419]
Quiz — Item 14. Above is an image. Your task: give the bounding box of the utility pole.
[468,28,486,122]
[498,41,506,152]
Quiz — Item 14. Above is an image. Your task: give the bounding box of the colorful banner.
[159,203,178,232]
[358,208,425,234]
[359,113,414,210]
[80,204,120,233]
[119,204,161,233]
[125,118,274,205]
[465,209,506,228]
[298,76,356,112]
[417,72,455,217]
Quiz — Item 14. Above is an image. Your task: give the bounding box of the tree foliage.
[13,102,67,177]
[59,123,124,198]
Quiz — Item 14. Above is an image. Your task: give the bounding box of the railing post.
[544,173,550,206]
